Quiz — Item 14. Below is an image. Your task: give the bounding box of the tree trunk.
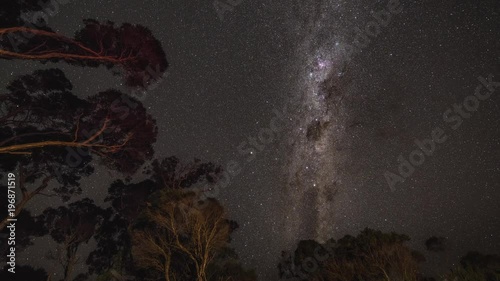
[164,261,171,281]
[63,262,73,281]
[63,246,78,281]
[0,176,52,231]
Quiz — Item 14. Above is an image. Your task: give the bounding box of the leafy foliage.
[443,252,500,281]
[0,68,158,232]
[280,228,424,281]
[425,236,447,252]
[88,156,234,281]
[0,19,168,89]
[37,198,109,281]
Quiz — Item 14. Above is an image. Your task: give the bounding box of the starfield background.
[0,0,499,280]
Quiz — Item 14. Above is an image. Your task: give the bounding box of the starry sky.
[2,0,500,280]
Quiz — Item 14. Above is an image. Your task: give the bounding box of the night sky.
[1,0,500,280]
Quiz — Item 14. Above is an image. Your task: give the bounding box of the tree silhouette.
[0,69,158,230]
[131,190,232,281]
[147,156,223,190]
[0,17,168,89]
[0,70,157,159]
[0,3,172,280]
[0,0,54,28]
[0,209,45,256]
[106,157,222,223]
[281,228,425,281]
[206,246,257,281]
[425,236,447,252]
[37,198,108,281]
[445,251,500,281]
[87,156,223,280]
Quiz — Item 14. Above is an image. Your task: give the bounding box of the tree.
[0,209,45,256]
[281,228,425,281]
[0,69,157,159]
[0,0,55,28]
[0,8,166,230]
[87,156,224,280]
[0,69,158,230]
[0,3,171,280]
[131,190,232,281]
[37,198,108,281]
[444,251,500,281]
[148,156,222,190]
[0,17,168,90]
[206,247,257,281]
[425,236,447,252]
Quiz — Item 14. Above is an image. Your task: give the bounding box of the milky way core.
[282,0,358,243]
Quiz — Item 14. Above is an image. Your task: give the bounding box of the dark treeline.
[1,154,256,281]
[279,229,500,281]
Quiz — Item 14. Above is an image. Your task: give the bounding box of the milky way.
[282,0,358,243]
